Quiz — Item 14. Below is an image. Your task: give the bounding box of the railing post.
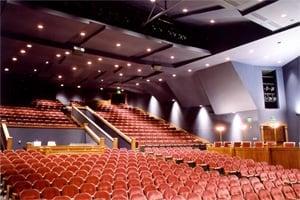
[113,138,118,148]
[131,138,136,151]
[7,137,13,150]
[99,138,105,148]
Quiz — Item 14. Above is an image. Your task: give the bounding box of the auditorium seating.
[1,148,299,200]
[33,99,64,111]
[96,104,201,146]
[0,105,77,128]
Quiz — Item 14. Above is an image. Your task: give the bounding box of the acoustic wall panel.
[166,75,210,107]
[197,62,257,114]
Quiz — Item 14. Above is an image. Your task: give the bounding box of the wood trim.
[83,124,101,145]
[1,123,13,150]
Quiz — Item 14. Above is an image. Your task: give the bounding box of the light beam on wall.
[230,114,243,141]
[296,101,300,115]
[170,101,182,127]
[194,107,212,140]
[148,96,162,117]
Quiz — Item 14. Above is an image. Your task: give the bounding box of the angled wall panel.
[197,62,257,114]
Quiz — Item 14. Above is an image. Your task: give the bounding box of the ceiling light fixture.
[87,61,92,65]
[101,79,104,82]
[249,49,254,54]
[127,63,131,67]
[98,70,101,73]
[58,75,62,79]
[60,84,64,87]
[12,57,17,61]
[210,19,215,24]
[137,69,142,72]
[150,0,155,2]
[136,83,140,86]
[170,56,175,59]
[100,87,103,90]
[4,68,9,72]
[114,64,119,68]
[116,43,121,47]
[146,48,151,52]
[98,57,102,61]
[172,74,176,77]
[72,67,77,71]
[182,8,188,13]
[77,85,81,88]
[277,60,282,64]
[117,86,120,89]
[33,69,37,72]
[65,51,70,55]
[37,24,44,30]
[26,44,32,48]
[119,73,123,77]
[146,79,150,82]
[56,54,61,58]
[20,49,26,54]
[80,32,86,37]
[158,78,163,82]
[225,57,230,61]
[205,63,210,67]
[188,69,192,72]
[45,61,49,64]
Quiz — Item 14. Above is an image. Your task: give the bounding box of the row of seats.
[96,104,201,146]
[1,148,299,200]
[0,105,78,128]
[33,99,64,110]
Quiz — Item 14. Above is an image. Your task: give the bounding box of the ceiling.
[1,0,299,97]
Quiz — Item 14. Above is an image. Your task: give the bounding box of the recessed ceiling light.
[158,78,163,82]
[101,79,104,82]
[45,61,49,64]
[114,64,119,68]
[205,63,210,67]
[277,60,282,64]
[170,56,175,59]
[98,70,101,73]
[188,69,192,72]
[117,86,120,89]
[116,43,121,47]
[26,44,32,48]
[80,32,86,37]
[72,67,77,71]
[172,74,176,77]
[127,63,131,67]
[281,14,287,18]
[210,19,215,24]
[77,85,81,88]
[146,79,150,82]
[87,61,92,65]
[225,57,230,61]
[199,105,203,107]
[172,99,176,102]
[58,75,62,79]
[150,0,155,2]
[119,73,123,77]
[98,57,102,61]
[33,69,37,72]
[56,54,61,58]
[65,51,70,55]
[146,48,151,52]
[20,49,26,54]
[249,49,254,54]
[37,24,44,30]
[182,8,188,13]
[60,84,64,87]
[121,89,124,92]
[136,83,140,86]
[12,57,17,61]
[100,87,103,90]
[137,69,142,72]
[4,68,9,72]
